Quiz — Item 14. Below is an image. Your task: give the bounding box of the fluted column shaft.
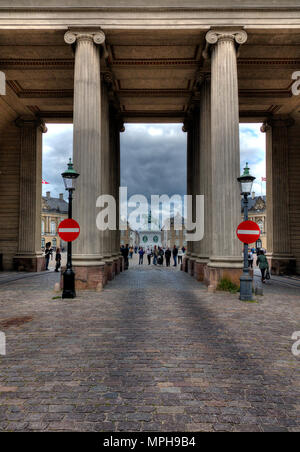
[15,118,47,257]
[65,30,105,266]
[185,120,194,258]
[263,117,294,257]
[198,76,212,262]
[206,30,247,268]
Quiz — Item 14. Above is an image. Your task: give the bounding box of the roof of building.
[42,193,68,214]
[242,195,266,213]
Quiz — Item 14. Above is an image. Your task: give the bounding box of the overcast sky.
[43,123,266,227]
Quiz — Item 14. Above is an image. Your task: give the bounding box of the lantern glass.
[61,158,79,191]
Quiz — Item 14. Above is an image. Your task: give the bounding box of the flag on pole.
[42,178,50,185]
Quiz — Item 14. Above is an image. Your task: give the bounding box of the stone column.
[261,116,296,275]
[110,110,124,275]
[194,75,212,284]
[182,117,193,273]
[64,29,106,290]
[205,30,247,289]
[14,117,47,272]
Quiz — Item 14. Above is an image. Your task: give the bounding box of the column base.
[188,258,195,277]
[267,254,296,276]
[194,260,208,282]
[105,259,115,282]
[206,257,243,291]
[114,257,120,275]
[206,266,243,291]
[182,256,189,273]
[13,254,45,272]
[73,264,106,291]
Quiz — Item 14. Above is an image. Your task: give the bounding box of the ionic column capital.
[15,117,47,133]
[64,30,105,46]
[205,30,247,46]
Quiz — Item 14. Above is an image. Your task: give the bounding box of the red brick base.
[188,258,195,277]
[206,266,243,290]
[182,257,189,273]
[194,261,207,282]
[106,261,115,282]
[114,258,120,275]
[73,264,106,291]
[13,256,45,272]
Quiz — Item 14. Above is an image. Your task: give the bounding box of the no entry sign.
[236,220,261,245]
[58,219,80,243]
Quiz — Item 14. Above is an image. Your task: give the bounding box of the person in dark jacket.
[55,248,61,272]
[256,250,269,283]
[165,248,171,267]
[124,244,129,269]
[158,247,164,265]
[172,245,178,267]
[45,242,52,270]
[139,247,145,265]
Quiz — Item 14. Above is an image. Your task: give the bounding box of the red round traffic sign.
[236,220,261,244]
[58,219,80,243]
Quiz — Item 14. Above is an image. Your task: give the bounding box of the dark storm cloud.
[43,124,73,199]
[120,124,187,200]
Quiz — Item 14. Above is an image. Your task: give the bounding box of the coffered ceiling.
[0,28,299,126]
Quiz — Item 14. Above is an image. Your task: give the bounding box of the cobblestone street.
[0,263,299,432]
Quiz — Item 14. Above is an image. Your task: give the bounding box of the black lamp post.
[237,163,256,301]
[61,158,79,299]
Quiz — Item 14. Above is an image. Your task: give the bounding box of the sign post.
[60,159,80,299]
[236,220,261,301]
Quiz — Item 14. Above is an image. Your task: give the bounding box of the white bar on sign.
[59,228,80,233]
[237,230,259,235]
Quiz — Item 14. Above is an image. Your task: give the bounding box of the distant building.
[241,193,267,249]
[41,192,68,250]
[162,213,187,249]
[120,222,140,247]
[138,230,162,248]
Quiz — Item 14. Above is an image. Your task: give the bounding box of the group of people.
[44,242,62,272]
[120,244,186,268]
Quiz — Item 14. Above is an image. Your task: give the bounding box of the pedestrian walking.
[55,247,62,272]
[146,248,152,265]
[158,247,164,266]
[178,248,183,265]
[172,245,178,267]
[256,250,269,283]
[44,242,52,270]
[165,247,171,267]
[129,246,134,259]
[153,246,158,265]
[248,250,254,269]
[139,247,145,265]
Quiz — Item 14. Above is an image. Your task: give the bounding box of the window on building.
[257,220,264,233]
[52,238,57,250]
[41,238,45,249]
[50,221,56,235]
[41,220,45,235]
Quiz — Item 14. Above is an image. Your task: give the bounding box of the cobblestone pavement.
[0,264,299,432]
